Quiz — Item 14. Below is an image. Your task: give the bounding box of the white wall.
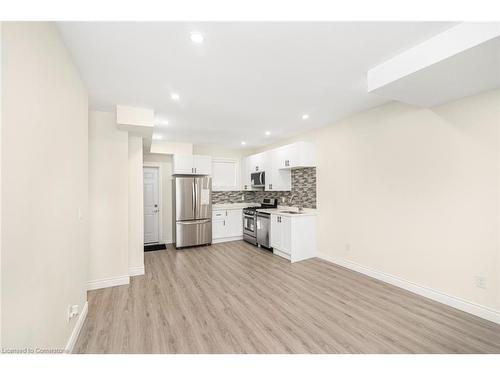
[0,21,3,348]
[128,135,144,275]
[143,153,173,244]
[88,111,129,285]
[255,90,500,312]
[1,22,88,348]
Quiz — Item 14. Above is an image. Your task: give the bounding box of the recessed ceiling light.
[157,119,169,126]
[302,114,309,120]
[265,131,271,136]
[241,141,246,146]
[190,32,205,44]
[171,93,180,101]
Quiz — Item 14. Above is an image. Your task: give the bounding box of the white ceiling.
[58,22,457,148]
[369,32,500,107]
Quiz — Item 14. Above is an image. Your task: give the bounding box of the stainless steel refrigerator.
[172,176,212,248]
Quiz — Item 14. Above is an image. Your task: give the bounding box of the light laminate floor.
[74,241,500,353]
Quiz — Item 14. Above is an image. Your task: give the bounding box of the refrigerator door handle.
[192,181,196,218]
[178,219,211,225]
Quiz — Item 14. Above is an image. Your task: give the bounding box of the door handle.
[192,182,196,216]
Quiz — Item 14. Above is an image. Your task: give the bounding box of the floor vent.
[144,243,167,252]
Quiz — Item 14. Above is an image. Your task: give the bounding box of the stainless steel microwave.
[251,171,265,188]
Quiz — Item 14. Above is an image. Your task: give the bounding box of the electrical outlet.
[68,304,79,322]
[345,243,351,252]
[475,276,487,289]
[241,194,245,201]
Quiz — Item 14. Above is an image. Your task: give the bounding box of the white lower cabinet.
[225,209,243,237]
[212,213,226,239]
[212,209,243,242]
[270,213,316,262]
[270,215,291,253]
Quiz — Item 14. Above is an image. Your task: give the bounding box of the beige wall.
[88,111,129,283]
[255,90,500,311]
[151,141,192,155]
[143,153,173,244]
[0,21,3,347]
[1,22,89,348]
[193,144,247,159]
[128,135,144,273]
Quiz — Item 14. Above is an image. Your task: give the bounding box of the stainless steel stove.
[243,198,277,246]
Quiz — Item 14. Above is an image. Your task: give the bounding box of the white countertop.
[212,202,260,210]
[213,203,317,216]
[256,206,317,217]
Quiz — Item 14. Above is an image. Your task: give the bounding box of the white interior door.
[143,167,159,244]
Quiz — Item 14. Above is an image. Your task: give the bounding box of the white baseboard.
[129,265,145,277]
[317,253,500,325]
[65,301,88,354]
[213,236,243,244]
[86,275,130,291]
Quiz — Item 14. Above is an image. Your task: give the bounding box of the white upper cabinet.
[173,154,212,175]
[243,152,270,190]
[276,141,315,169]
[193,155,212,175]
[173,154,195,174]
[241,157,253,191]
[247,152,269,173]
[212,158,239,191]
[266,148,291,191]
[242,141,315,191]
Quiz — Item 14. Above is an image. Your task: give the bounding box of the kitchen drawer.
[212,210,226,219]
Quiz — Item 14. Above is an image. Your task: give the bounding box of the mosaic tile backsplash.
[212,167,316,209]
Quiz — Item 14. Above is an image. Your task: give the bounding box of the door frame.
[143,163,163,244]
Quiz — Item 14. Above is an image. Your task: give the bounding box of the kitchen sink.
[279,210,303,214]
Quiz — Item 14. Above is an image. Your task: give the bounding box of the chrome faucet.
[289,193,303,212]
